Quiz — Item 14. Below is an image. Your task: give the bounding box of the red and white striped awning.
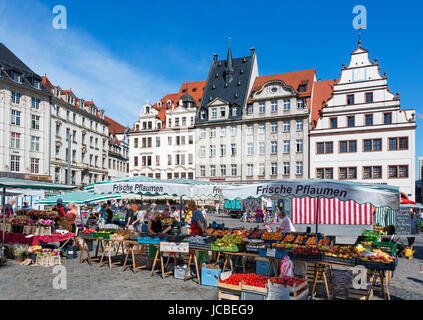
[291,197,374,225]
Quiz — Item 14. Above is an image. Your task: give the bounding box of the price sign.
[160,242,189,253]
[267,248,276,257]
[395,207,412,235]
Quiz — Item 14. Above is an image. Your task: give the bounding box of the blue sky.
[0,0,422,172]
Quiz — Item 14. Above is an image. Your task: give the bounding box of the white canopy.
[220,179,400,211]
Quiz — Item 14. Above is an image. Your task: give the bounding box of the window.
[210,165,216,177]
[259,102,265,113]
[13,73,21,83]
[175,154,180,165]
[55,145,60,157]
[134,138,138,148]
[10,132,21,149]
[283,99,290,111]
[231,126,237,136]
[189,135,193,144]
[271,163,278,176]
[296,120,303,131]
[283,141,290,153]
[210,128,216,138]
[316,168,332,179]
[347,116,355,127]
[296,139,303,153]
[220,127,226,137]
[267,141,276,154]
[365,92,373,103]
[188,154,193,165]
[247,104,253,114]
[231,164,237,176]
[247,124,253,134]
[296,161,304,175]
[271,100,278,112]
[134,156,138,167]
[339,140,357,153]
[232,107,238,117]
[220,144,226,157]
[389,165,408,178]
[283,162,290,175]
[347,95,354,105]
[330,117,337,129]
[12,91,21,104]
[271,122,277,133]
[363,139,382,152]
[363,166,382,179]
[231,144,237,156]
[200,146,206,158]
[220,107,226,117]
[168,136,172,145]
[211,108,217,119]
[11,110,21,125]
[200,129,206,139]
[258,163,265,176]
[389,137,408,150]
[258,123,265,133]
[182,117,187,126]
[180,154,185,165]
[10,155,20,172]
[31,115,40,130]
[247,164,253,176]
[66,111,70,120]
[174,118,179,127]
[156,137,161,147]
[168,155,172,165]
[247,143,253,156]
[384,113,392,125]
[259,142,265,155]
[200,166,206,177]
[31,136,40,152]
[156,155,160,166]
[209,145,216,158]
[365,114,373,126]
[283,121,290,132]
[200,110,206,120]
[339,167,357,180]
[31,97,40,109]
[297,99,305,109]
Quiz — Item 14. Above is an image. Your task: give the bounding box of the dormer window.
[13,72,22,83]
[232,107,238,117]
[33,79,41,89]
[145,106,150,114]
[298,84,307,92]
[157,101,162,107]
[167,100,172,107]
[200,109,206,120]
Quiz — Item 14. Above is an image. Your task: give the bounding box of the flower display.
[27,246,42,254]
[36,219,54,226]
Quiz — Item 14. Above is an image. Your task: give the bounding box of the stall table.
[99,239,126,269]
[122,241,150,273]
[79,236,104,265]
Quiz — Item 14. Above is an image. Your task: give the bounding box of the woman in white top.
[278,211,296,233]
[131,204,145,232]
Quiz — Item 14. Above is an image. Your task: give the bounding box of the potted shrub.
[14,248,27,262]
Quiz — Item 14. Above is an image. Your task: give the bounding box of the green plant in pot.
[14,248,27,262]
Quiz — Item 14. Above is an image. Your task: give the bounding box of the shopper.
[148,211,171,234]
[22,201,32,210]
[132,204,145,232]
[66,202,78,233]
[106,200,114,224]
[3,198,15,218]
[125,203,135,229]
[98,203,109,224]
[278,211,296,233]
[54,199,67,218]
[188,200,210,236]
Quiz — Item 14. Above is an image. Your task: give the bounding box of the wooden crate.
[218,290,241,300]
[289,280,309,300]
[347,284,372,300]
[241,283,267,294]
[217,281,242,292]
[217,280,241,300]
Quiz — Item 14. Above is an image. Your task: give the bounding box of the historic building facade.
[310,41,416,199]
[42,77,110,186]
[129,81,205,179]
[105,116,130,180]
[195,46,258,182]
[0,43,52,181]
[242,69,315,181]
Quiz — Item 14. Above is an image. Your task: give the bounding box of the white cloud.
[0,1,176,127]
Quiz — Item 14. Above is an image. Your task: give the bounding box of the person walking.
[125,203,135,230]
[131,204,145,232]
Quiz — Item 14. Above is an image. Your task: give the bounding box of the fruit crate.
[258,248,288,259]
[79,232,94,238]
[211,242,246,252]
[189,243,212,251]
[356,258,397,271]
[321,255,357,266]
[93,232,111,240]
[217,280,242,292]
[355,235,378,246]
[137,236,164,244]
[246,244,267,253]
[372,241,397,256]
[362,229,382,237]
[262,239,282,244]
[288,252,323,262]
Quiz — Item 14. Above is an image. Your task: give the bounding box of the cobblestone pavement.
[1,231,422,300]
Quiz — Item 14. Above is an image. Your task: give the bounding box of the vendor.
[22,201,32,210]
[148,211,171,234]
[278,211,296,233]
[54,198,67,218]
[66,202,78,233]
[3,198,15,218]
[188,200,210,236]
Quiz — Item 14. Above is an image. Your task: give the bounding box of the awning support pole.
[315,197,320,234]
[1,188,6,255]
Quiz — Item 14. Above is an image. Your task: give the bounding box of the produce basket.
[362,229,382,237]
[288,252,322,262]
[356,258,397,271]
[355,235,378,246]
[321,255,357,266]
[373,242,397,256]
[211,242,246,252]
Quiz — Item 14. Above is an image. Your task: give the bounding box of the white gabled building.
[310,40,416,200]
[129,81,205,180]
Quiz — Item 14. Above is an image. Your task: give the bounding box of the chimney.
[250,47,255,57]
[213,53,218,63]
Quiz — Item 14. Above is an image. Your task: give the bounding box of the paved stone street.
[0,215,422,300]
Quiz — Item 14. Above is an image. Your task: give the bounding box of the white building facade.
[310,41,416,200]
[0,43,52,181]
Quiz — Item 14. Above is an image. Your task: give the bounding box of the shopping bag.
[280,255,293,277]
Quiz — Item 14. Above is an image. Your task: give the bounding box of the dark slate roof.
[196,50,255,124]
[0,43,51,95]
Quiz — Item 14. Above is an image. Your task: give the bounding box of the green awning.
[35,190,121,205]
[0,178,76,190]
